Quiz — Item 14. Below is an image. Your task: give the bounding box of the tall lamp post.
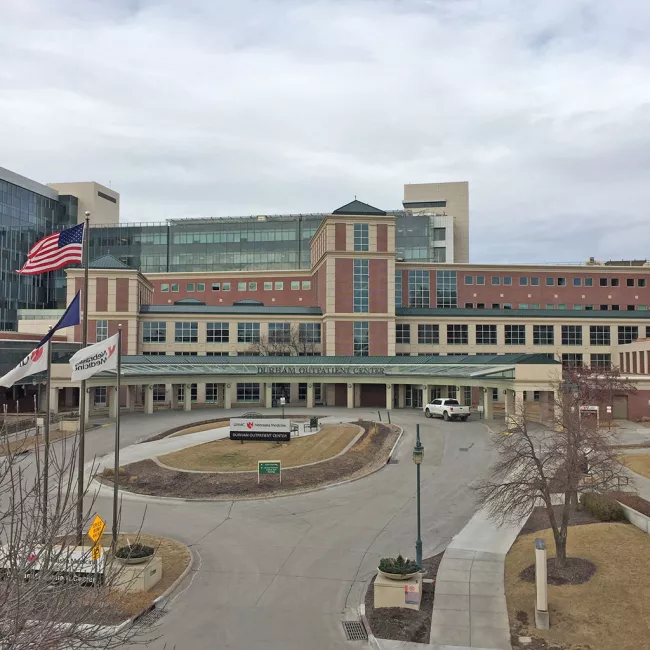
[413,424,424,569]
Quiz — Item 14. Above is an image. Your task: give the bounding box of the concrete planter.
[617,501,650,534]
[377,568,419,581]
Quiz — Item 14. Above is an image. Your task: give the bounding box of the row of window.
[394,324,643,346]
[463,302,649,311]
[143,321,322,344]
[160,280,311,293]
[464,275,647,288]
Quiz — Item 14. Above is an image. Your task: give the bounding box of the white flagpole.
[112,326,122,548]
[76,215,90,544]
[43,339,52,538]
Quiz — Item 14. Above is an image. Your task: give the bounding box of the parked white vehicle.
[423,398,470,422]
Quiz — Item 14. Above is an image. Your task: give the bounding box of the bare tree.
[0,427,155,648]
[249,324,319,356]
[476,364,635,569]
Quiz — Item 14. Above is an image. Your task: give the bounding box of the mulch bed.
[104,420,399,499]
[364,553,443,644]
[519,505,600,536]
[519,557,596,586]
[610,491,650,517]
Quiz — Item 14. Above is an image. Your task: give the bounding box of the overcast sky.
[2,0,649,263]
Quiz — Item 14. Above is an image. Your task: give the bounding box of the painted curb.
[92,424,404,504]
[113,543,195,632]
[386,426,404,463]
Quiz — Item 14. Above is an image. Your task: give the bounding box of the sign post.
[87,514,106,586]
[258,461,282,484]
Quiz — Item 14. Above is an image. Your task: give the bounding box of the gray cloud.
[1,0,650,263]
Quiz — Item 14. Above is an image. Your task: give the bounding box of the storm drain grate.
[135,607,167,626]
[342,620,368,641]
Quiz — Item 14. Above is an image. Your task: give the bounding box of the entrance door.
[405,385,423,408]
[334,383,348,406]
[272,383,291,403]
[612,395,628,419]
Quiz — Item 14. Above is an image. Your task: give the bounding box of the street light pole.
[413,424,424,569]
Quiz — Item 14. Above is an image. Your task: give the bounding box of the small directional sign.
[258,460,281,484]
[87,515,106,544]
[91,543,102,562]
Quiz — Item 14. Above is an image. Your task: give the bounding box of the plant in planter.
[115,543,155,565]
[378,554,420,580]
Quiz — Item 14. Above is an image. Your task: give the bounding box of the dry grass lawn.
[0,428,78,456]
[618,453,650,479]
[169,421,229,438]
[506,523,650,650]
[158,423,360,471]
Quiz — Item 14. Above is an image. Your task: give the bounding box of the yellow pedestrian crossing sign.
[87,515,106,544]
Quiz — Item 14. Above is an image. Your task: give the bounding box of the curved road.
[45,408,495,649]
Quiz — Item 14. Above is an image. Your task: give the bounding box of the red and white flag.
[0,342,49,388]
[69,333,119,381]
[16,223,84,275]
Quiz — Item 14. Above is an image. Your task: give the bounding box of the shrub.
[115,543,155,559]
[580,492,625,521]
[378,554,419,574]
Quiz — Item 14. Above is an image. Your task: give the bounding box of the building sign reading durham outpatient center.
[256,365,386,376]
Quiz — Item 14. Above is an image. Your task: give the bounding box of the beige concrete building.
[47,181,120,225]
[403,181,469,263]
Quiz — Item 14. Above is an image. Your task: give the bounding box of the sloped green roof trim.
[396,307,650,319]
[141,305,322,316]
[332,200,386,216]
[90,254,132,270]
[122,353,557,366]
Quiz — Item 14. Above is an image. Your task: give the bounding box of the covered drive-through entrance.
[48,353,563,423]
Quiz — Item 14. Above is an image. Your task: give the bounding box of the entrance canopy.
[95,353,558,383]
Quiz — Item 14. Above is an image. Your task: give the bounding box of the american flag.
[16,223,84,275]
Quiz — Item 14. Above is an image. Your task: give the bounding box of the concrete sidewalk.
[428,508,527,650]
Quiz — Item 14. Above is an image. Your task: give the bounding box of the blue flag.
[38,291,81,347]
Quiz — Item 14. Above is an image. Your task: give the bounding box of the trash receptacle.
[310,416,318,429]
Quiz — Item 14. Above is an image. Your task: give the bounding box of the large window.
[353,322,369,356]
[354,223,369,251]
[590,326,610,346]
[152,384,166,403]
[561,325,583,346]
[96,320,108,342]
[562,353,583,368]
[207,322,229,343]
[447,324,468,345]
[268,322,291,343]
[591,353,611,369]
[299,323,321,343]
[175,321,198,343]
[177,384,197,402]
[505,325,525,345]
[353,259,369,313]
[476,324,497,345]
[618,326,638,345]
[533,325,554,345]
[408,270,430,308]
[237,322,260,343]
[236,383,260,402]
[143,321,166,343]
[418,324,439,344]
[94,387,107,405]
[396,324,410,344]
[436,270,457,308]
[395,270,402,308]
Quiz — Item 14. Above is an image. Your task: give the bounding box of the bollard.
[387,411,391,424]
[378,410,382,422]
[534,538,549,629]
